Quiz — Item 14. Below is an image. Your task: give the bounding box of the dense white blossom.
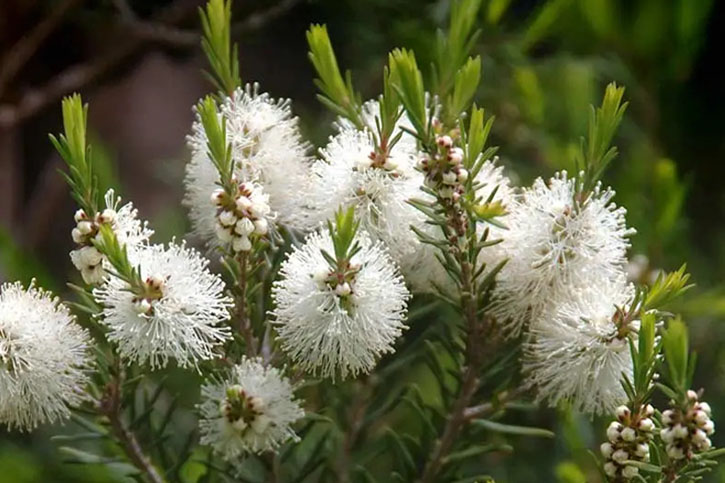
[93,242,232,369]
[524,277,635,414]
[0,282,91,430]
[198,357,303,457]
[307,126,428,267]
[70,189,152,284]
[272,230,410,379]
[184,83,311,245]
[492,171,634,336]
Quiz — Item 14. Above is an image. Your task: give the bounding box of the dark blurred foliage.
[1,0,724,481]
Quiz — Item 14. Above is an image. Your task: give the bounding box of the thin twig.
[100,363,165,483]
[0,0,304,128]
[235,252,257,357]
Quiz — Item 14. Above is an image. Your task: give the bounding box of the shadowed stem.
[100,362,165,483]
[235,251,257,357]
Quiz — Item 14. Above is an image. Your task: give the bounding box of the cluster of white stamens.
[211,180,271,253]
[660,390,715,460]
[601,404,655,479]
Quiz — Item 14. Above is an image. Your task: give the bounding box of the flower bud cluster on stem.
[601,403,655,480]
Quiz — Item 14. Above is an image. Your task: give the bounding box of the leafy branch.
[199,0,241,95]
[49,94,99,215]
[306,24,364,129]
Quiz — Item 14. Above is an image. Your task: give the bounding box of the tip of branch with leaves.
[200,0,241,95]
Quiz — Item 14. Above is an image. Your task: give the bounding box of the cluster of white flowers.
[1,282,91,430]
[523,278,635,414]
[482,170,636,413]
[660,390,715,460]
[492,172,634,336]
[601,404,656,479]
[198,357,303,457]
[93,242,232,369]
[185,83,311,247]
[70,190,152,284]
[306,101,431,282]
[211,180,272,252]
[272,229,410,379]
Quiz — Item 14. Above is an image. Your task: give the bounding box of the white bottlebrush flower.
[272,230,410,380]
[198,357,304,457]
[0,282,91,431]
[184,83,311,244]
[492,171,634,336]
[70,189,153,284]
[404,157,515,293]
[93,242,232,369]
[307,126,428,268]
[523,277,635,415]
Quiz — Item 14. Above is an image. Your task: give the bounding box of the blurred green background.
[1,0,724,481]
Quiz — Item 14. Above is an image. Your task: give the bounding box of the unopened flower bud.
[233,236,252,252]
[383,158,398,171]
[457,168,469,183]
[437,135,453,148]
[667,445,685,460]
[81,265,105,285]
[335,282,351,297]
[600,442,614,458]
[635,443,649,458]
[661,428,675,444]
[607,421,622,442]
[251,202,270,218]
[603,462,617,477]
[612,449,628,464]
[644,404,655,417]
[687,390,699,402]
[219,211,237,227]
[694,410,709,425]
[662,409,674,425]
[235,217,255,236]
[621,427,636,442]
[622,465,639,479]
[211,189,225,205]
[698,402,712,417]
[638,418,654,432]
[442,172,458,185]
[253,218,269,236]
[98,208,117,224]
[74,209,87,222]
[702,419,715,435]
[235,196,252,212]
[77,220,93,235]
[616,405,630,420]
[449,147,463,164]
[71,228,84,243]
[673,424,688,439]
[215,223,233,243]
[134,299,152,315]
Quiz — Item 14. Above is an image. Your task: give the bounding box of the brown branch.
[0,0,203,129]
[0,0,85,97]
[0,0,304,129]
[100,366,165,483]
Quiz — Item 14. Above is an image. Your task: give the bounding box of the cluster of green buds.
[212,178,271,253]
[220,385,271,435]
[602,404,656,479]
[660,390,715,460]
[69,207,117,284]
